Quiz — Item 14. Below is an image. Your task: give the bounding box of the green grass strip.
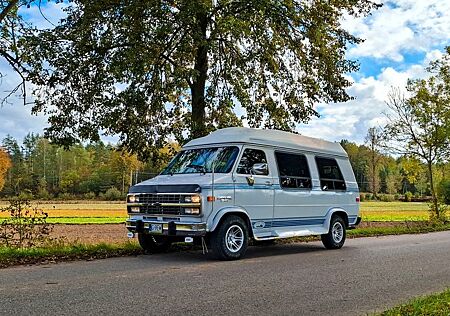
[348,223,450,238]
[379,288,450,316]
[0,242,142,268]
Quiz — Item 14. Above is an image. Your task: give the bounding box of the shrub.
[103,187,124,201]
[380,194,395,202]
[359,193,366,202]
[404,191,413,202]
[84,192,97,200]
[18,191,34,200]
[365,193,372,200]
[438,179,450,204]
[0,198,53,248]
[58,192,77,200]
[394,194,400,201]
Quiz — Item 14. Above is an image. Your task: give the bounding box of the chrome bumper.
[126,219,207,237]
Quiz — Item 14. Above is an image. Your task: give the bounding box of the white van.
[126,127,361,260]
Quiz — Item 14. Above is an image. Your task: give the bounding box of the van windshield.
[161,146,239,175]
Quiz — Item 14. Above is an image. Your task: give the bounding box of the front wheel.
[210,215,249,260]
[138,234,172,253]
[321,216,346,249]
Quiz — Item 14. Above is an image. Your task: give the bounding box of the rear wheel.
[210,215,249,260]
[321,216,346,249]
[138,234,172,253]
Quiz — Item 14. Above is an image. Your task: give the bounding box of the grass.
[378,288,450,316]
[360,201,431,222]
[46,217,126,224]
[0,242,142,268]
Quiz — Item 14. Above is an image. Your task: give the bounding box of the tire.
[210,215,249,260]
[321,215,346,249]
[138,233,172,253]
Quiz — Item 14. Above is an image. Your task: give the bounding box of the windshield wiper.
[186,164,207,174]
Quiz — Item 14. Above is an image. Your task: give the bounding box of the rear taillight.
[356,197,360,203]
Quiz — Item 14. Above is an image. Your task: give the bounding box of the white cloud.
[343,0,450,61]
[297,56,434,144]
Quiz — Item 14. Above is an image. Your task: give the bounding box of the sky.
[1,0,450,145]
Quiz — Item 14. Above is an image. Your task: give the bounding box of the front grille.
[139,194,184,215]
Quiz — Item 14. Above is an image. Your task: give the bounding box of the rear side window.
[237,148,268,175]
[315,157,346,191]
[275,152,311,189]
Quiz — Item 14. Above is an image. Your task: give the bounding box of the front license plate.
[150,224,162,234]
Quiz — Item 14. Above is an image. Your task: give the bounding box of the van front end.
[125,186,208,241]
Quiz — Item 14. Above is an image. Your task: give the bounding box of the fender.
[207,206,254,235]
[323,207,349,231]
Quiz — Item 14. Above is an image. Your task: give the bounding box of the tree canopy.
[384,46,450,220]
[24,0,380,158]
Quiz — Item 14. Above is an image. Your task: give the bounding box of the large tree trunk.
[190,12,208,139]
[427,160,439,219]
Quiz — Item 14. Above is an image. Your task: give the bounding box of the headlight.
[128,195,139,203]
[184,208,200,215]
[184,195,201,203]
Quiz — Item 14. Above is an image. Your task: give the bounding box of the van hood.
[128,173,229,194]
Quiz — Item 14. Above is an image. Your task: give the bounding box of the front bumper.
[126,219,207,237]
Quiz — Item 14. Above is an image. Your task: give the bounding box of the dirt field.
[50,221,423,245]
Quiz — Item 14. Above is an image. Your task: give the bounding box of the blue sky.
[1,0,450,145]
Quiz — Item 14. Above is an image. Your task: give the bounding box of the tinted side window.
[237,149,268,175]
[275,152,311,189]
[315,157,346,191]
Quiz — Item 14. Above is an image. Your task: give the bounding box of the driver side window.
[236,148,268,175]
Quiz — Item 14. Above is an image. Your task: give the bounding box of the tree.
[24,0,380,158]
[384,47,450,220]
[0,147,12,190]
[364,127,384,197]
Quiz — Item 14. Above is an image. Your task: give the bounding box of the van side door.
[233,147,275,236]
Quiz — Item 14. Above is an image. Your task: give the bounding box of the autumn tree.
[365,127,384,197]
[0,147,12,190]
[384,47,450,220]
[23,0,380,158]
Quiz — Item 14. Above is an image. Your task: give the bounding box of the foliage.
[384,47,450,221]
[0,147,12,191]
[1,134,163,198]
[379,288,450,316]
[404,191,413,202]
[102,187,125,201]
[23,0,380,158]
[438,179,450,204]
[0,198,53,248]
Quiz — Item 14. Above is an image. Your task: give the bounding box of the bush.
[394,194,400,201]
[380,194,395,202]
[359,193,366,202]
[103,187,124,201]
[365,193,372,200]
[18,191,34,200]
[404,191,413,202]
[438,179,450,204]
[83,192,97,200]
[0,198,53,248]
[58,192,77,200]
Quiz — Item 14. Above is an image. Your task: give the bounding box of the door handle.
[265,181,272,186]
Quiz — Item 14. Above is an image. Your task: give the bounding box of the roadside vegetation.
[379,288,450,316]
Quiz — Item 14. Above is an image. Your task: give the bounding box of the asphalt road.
[1,231,450,316]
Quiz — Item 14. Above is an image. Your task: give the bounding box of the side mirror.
[251,163,268,176]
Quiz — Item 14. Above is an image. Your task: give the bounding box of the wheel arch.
[208,207,254,237]
[324,208,349,230]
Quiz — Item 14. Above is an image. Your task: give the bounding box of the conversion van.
[126,127,361,260]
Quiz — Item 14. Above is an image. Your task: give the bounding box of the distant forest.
[0,133,449,201]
